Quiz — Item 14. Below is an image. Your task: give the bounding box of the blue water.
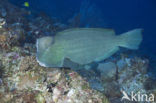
[9,0,156,53]
[9,0,156,76]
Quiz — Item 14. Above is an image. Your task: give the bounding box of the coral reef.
[0,53,109,103]
[0,0,67,46]
[0,0,155,103]
[95,56,151,102]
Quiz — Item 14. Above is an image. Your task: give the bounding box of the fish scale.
[36,28,142,67]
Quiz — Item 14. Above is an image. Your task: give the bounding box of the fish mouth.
[36,55,48,67]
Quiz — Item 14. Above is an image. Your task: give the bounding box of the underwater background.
[9,0,156,51]
[0,0,156,103]
[9,0,156,76]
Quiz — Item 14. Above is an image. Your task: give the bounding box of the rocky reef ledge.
[0,53,109,103]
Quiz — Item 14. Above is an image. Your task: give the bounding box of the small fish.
[36,28,143,68]
[24,2,29,7]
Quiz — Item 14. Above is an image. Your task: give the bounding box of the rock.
[125,58,131,67]
[116,59,126,72]
[0,78,2,85]
[35,93,46,103]
[97,62,116,81]
[0,17,5,28]
[89,79,104,92]
[0,53,109,103]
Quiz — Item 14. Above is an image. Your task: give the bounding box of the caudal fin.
[117,29,143,49]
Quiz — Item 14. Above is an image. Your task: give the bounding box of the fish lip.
[36,38,49,67]
[36,55,65,68]
[36,56,48,67]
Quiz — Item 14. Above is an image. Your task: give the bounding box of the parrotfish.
[36,28,142,68]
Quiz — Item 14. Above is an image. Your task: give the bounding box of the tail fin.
[117,29,143,49]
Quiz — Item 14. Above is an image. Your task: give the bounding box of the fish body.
[36,28,142,68]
